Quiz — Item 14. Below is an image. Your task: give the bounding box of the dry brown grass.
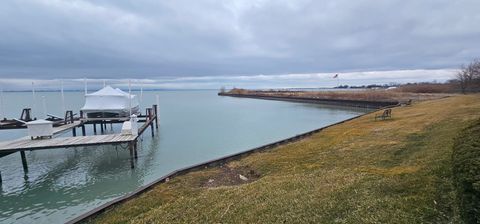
[395,83,457,93]
[90,94,480,224]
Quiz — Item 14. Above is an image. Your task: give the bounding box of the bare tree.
[457,66,469,93]
[457,59,480,93]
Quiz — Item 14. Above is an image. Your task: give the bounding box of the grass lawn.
[90,94,480,224]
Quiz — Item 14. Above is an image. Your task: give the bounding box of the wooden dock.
[0,105,159,182]
[0,134,137,153]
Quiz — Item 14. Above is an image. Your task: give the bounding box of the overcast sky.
[1,0,479,89]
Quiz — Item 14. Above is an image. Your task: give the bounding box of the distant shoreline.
[218,88,453,108]
[218,92,398,109]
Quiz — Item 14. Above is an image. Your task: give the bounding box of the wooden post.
[148,109,154,137]
[20,151,28,173]
[153,104,159,129]
[93,123,97,134]
[133,140,138,159]
[100,121,104,133]
[72,127,77,137]
[129,143,135,169]
[81,125,86,136]
[0,171,2,184]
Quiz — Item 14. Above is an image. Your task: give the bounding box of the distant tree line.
[335,83,400,89]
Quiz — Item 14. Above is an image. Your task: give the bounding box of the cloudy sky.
[1,0,479,89]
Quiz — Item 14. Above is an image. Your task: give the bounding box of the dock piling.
[133,140,138,159]
[20,151,28,173]
[93,123,97,134]
[100,121,104,133]
[81,125,86,136]
[153,104,159,129]
[72,127,77,137]
[129,143,135,169]
[147,108,154,137]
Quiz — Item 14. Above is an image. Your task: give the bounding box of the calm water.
[0,90,368,224]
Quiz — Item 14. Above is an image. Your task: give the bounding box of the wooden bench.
[375,109,392,121]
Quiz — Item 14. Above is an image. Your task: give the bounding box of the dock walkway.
[53,121,83,135]
[0,134,136,153]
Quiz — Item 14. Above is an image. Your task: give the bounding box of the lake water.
[0,90,368,224]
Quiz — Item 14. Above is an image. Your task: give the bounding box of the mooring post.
[81,125,86,136]
[133,140,138,159]
[153,104,159,129]
[72,127,77,137]
[20,151,28,173]
[129,143,135,169]
[93,123,97,134]
[148,108,154,137]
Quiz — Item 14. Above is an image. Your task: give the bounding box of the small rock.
[239,174,248,181]
[208,179,215,183]
[165,177,170,182]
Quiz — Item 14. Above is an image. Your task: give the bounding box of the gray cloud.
[0,69,457,91]
[0,0,479,79]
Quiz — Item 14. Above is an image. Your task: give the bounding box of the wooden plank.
[0,133,136,152]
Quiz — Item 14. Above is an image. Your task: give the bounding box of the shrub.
[452,119,480,223]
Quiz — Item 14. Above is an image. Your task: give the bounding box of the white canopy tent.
[81,86,139,118]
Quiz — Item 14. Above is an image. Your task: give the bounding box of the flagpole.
[0,88,4,119]
[61,80,65,113]
[42,96,47,119]
[140,81,143,104]
[84,78,88,95]
[128,80,132,116]
[32,82,36,117]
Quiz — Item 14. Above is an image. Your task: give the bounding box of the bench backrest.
[383,109,392,116]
